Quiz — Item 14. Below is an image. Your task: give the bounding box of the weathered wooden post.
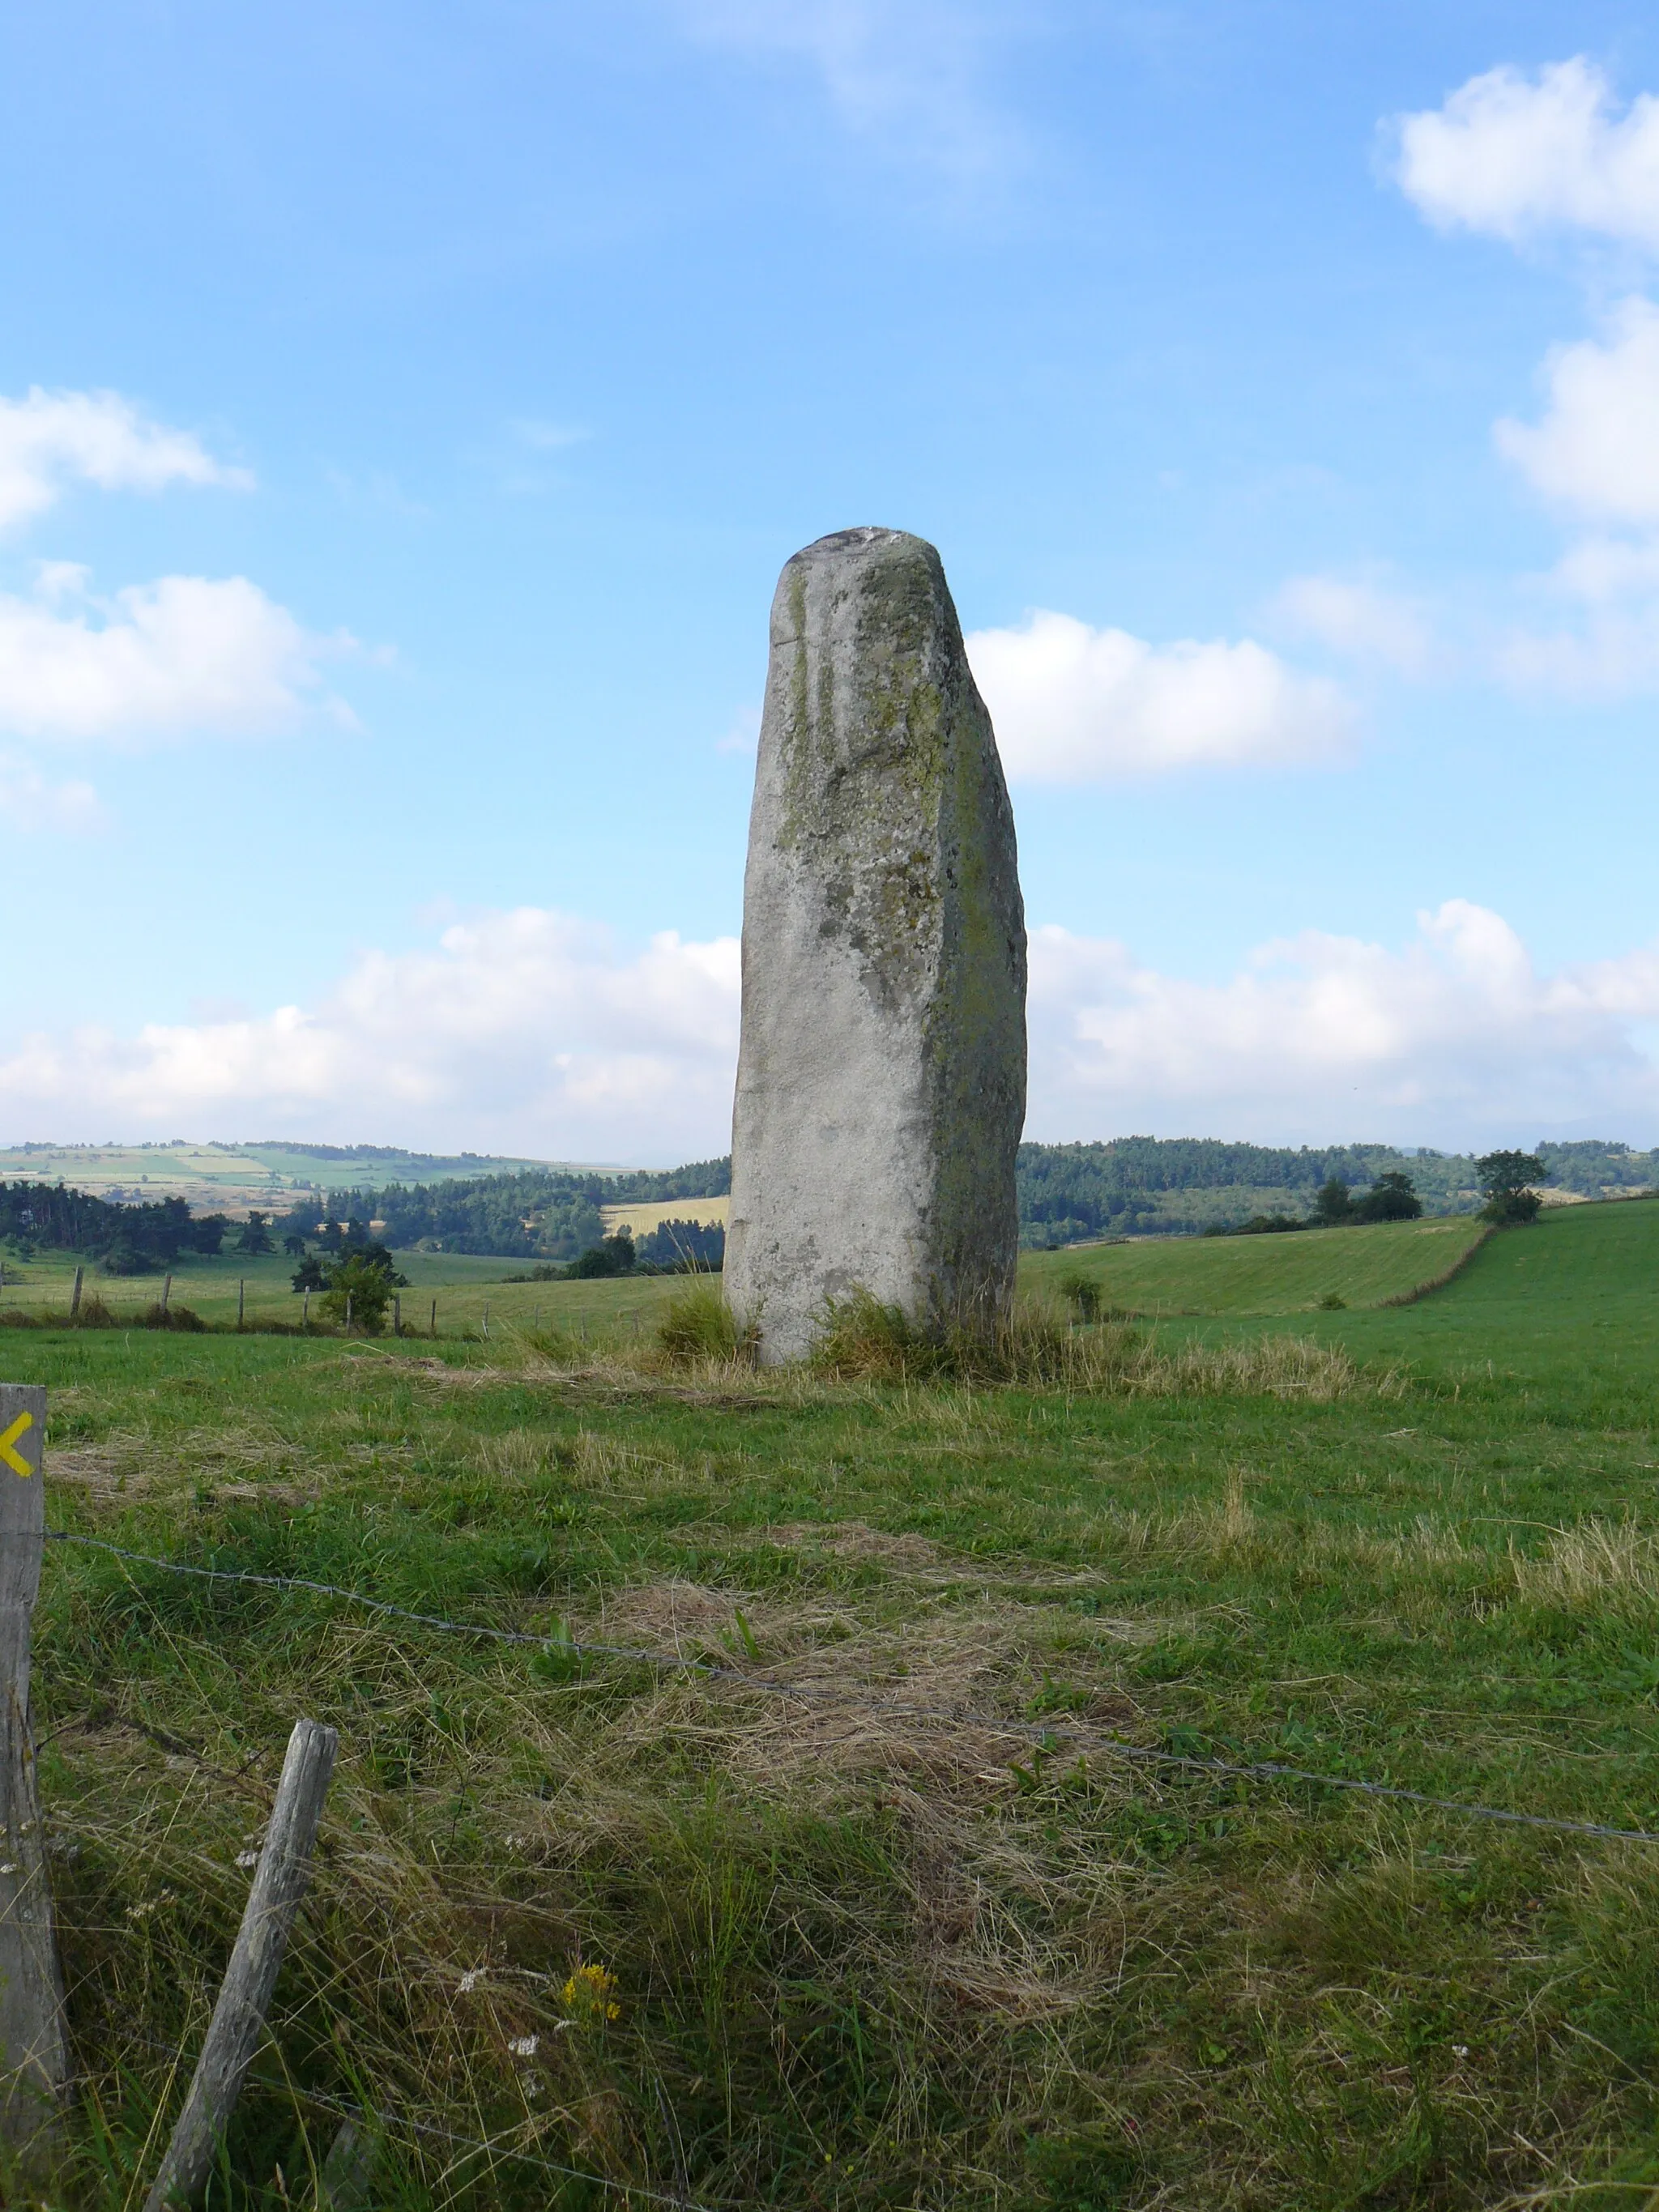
[482,1305,489,1340]
[67,1268,83,1323]
[392,1294,401,1337]
[0,1384,69,2150]
[160,1273,173,1316]
[142,1718,338,2211]
[429,1299,437,1339]
[236,1280,245,1331]
[301,1289,310,1328]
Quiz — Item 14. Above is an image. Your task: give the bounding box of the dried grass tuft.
[1512,1517,1659,1615]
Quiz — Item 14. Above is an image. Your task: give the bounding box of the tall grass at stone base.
[642,1281,1393,1399]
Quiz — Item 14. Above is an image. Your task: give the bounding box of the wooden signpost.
[0,1383,67,2149]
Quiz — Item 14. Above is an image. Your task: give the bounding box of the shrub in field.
[809,1290,940,1380]
[138,1302,205,1331]
[566,1230,638,1278]
[1057,1268,1102,1323]
[656,1284,747,1364]
[318,1253,395,1333]
[802,1288,1378,1398]
[1478,1149,1546,1225]
[808,1289,1149,1389]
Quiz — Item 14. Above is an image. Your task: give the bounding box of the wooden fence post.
[392,1294,401,1337]
[142,1718,338,2212]
[482,1305,489,1341]
[68,1269,83,1323]
[429,1299,437,1339]
[302,1289,310,1328]
[0,1384,68,2150]
[160,1274,172,1316]
[236,1281,245,1331]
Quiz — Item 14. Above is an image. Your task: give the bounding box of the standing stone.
[726,527,1026,1365]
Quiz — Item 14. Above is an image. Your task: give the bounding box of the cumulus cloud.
[1495,296,1659,522]
[1275,576,1435,675]
[0,569,349,743]
[1393,57,1659,249]
[0,909,743,1163]
[9,897,1659,1156]
[0,387,251,531]
[965,612,1354,781]
[1028,901,1659,1148]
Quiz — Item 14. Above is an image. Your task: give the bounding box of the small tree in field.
[1313,1178,1354,1226]
[318,1252,395,1333]
[1354,1170,1422,1223]
[1476,1150,1546,1225]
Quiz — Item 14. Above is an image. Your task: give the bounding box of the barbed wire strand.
[45,1528,1659,1848]
[111,2027,725,2212]
[298,2082,730,2212]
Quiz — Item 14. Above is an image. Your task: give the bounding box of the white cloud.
[0,569,349,743]
[0,755,101,833]
[9,896,1659,1157]
[1275,576,1435,675]
[1393,57,1659,249]
[0,909,743,1162]
[965,611,1355,781]
[1496,296,1659,522]
[670,0,1015,179]
[0,387,251,531]
[1028,901,1659,1149]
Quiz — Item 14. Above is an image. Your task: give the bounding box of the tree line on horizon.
[2,1138,1647,1269]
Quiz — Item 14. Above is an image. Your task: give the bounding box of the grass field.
[7,1202,1659,2207]
[0,1208,1492,1341]
[1023,1213,1494,1314]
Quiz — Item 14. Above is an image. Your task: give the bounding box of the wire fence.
[36,1512,1659,2210]
[45,1528,1659,1848]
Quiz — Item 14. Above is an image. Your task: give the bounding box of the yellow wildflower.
[561,1961,622,2023]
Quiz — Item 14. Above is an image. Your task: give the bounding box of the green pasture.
[0,1247,686,1340]
[1023,1211,1492,1314]
[1,1204,1504,1342]
[6,1201,1659,2207]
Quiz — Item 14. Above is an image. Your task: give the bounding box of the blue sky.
[6,1,1659,1161]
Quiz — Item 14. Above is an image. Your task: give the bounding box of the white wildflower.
[458,1969,483,1993]
[507,2035,539,2058]
[235,1850,259,1870]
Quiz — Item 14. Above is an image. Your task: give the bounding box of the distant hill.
[8,1135,1653,1258]
[0,1140,621,1217]
[1015,1136,1659,1245]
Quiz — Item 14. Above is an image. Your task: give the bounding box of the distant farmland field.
[1023,1212,1493,1314]
[599,1196,731,1238]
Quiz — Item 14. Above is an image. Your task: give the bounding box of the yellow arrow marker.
[0,1411,35,1477]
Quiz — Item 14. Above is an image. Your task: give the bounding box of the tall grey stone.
[726,527,1027,1365]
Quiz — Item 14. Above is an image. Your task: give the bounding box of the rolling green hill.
[1022,1212,1490,1314]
